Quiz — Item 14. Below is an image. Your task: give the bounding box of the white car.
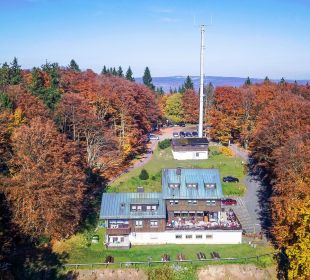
[172,132,179,138]
[148,134,159,140]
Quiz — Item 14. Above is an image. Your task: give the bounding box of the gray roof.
[162,168,224,199]
[172,138,209,152]
[100,192,166,219]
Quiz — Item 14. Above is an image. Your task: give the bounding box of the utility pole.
[198,25,205,138]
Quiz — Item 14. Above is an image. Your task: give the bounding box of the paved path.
[109,127,184,184]
[230,144,262,234]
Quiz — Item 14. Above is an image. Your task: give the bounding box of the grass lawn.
[54,229,275,268]
[108,145,246,196]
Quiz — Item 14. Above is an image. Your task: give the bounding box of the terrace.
[166,209,241,231]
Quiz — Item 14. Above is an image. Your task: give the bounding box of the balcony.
[106,227,131,235]
[166,209,242,231]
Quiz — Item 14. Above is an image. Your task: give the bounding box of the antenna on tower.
[198,24,205,138]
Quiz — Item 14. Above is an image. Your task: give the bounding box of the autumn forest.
[0,58,309,279]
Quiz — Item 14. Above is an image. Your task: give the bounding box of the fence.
[64,252,276,270]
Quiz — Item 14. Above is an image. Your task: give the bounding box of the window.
[206,234,213,239]
[211,200,216,205]
[196,235,203,239]
[151,205,157,211]
[112,237,118,243]
[175,234,182,239]
[131,205,137,211]
[169,200,179,205]
[169,183,180,189]
[205,183,216,189]
[137,205,142,211]
[186,183,198,189]
[135,220,143,227]
[150,220,158,227]
[188,200,197,204]
[120,237,124,242]
[185,235,192,239]
[197,211,203,217]
[196,152,200,157]
[147,205,151,211]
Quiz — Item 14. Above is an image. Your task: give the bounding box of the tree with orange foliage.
[271,135,310,279]
[3,117,86,239]
[251,93,310,173]
[182,89,199,123]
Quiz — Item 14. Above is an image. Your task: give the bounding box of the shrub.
[139,169,149,180]
[219,146,234,157]
[158,139,171,150]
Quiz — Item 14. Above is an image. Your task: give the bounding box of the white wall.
[172,150,208,160]
[128,230,242,245]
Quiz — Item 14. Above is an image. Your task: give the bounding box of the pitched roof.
[162,168,224,199]
[99,192,166,219]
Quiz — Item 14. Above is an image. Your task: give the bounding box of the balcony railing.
[166,224,241,231]
[106,227,131,235]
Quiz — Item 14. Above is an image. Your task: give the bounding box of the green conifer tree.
[125,66,135,82]
[244,76,252,85]
[68,59,81,72]
[101,65,108,74]
[9,57,22,85]
[143,67,155,91]
[117,66,124,77]
[184,75,194,90]
[279,77,286,85]
[0,62,10,88]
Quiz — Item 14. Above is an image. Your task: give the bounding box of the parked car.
[185,132,192,138]
[223,176,239,183]
[172,132,179,138]
[148,134,159,140]
[179,131,186,138]
[221,198,237,205]
[191,131,198,137]
[178,122,186,127]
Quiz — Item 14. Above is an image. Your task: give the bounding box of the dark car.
[185,132,192,138]
[191,131,198,137]
[223,176,239,183]
[179,131,186,138]
[178,122,186,127]
[221,198,237,205]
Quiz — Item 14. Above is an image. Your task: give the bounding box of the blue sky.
[1,0,310,79]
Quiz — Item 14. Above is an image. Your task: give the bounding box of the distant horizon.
[1,0,310,79]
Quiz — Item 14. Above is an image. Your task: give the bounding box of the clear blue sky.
[1,0,310,79]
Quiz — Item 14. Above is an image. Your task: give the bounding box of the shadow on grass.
[0,193,78,280]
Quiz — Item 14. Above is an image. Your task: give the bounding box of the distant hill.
[135,76,310,92]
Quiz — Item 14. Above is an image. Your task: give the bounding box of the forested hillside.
[207,82,310,279]
[0,59,309,279]
[0,58,160,278]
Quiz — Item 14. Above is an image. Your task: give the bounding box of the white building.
[171,138,209,160]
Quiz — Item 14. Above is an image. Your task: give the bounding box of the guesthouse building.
[100,168,242,248]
